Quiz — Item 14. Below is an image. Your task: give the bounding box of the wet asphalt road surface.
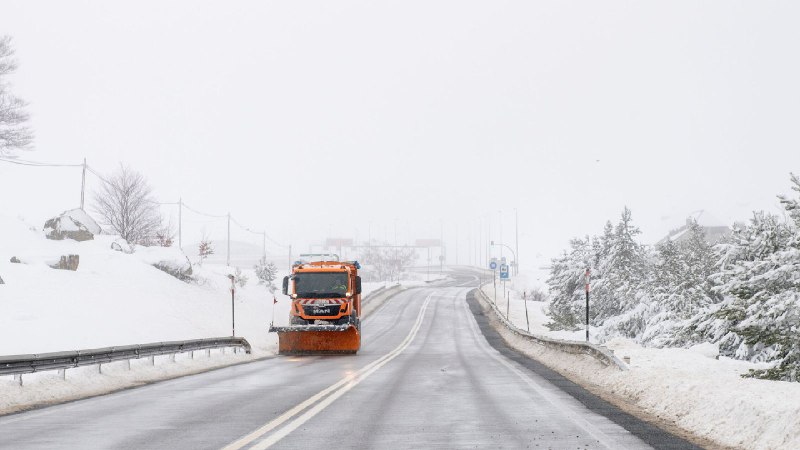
[0,269,701,449]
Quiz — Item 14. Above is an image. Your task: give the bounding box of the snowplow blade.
[269,324,360,355]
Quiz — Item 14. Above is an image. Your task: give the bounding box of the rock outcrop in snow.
[49,255,80,271]
[43,209,101,242]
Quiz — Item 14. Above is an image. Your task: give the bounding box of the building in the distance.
[657,211,731,246]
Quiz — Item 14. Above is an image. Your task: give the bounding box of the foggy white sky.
[1,1,799,266]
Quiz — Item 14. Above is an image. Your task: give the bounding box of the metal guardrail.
[362,283,402,305]
[476,286,628,371]
[0,337,252,378]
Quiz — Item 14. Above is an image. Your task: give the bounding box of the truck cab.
[282,260,363,327]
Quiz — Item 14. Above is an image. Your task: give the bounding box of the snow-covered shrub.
[254,257,278,293]
[234,267,248,288]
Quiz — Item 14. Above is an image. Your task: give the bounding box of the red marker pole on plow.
[271,296,278,328]
[584,268,590,343]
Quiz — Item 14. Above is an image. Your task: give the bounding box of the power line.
[230,215,288,248]
[3,158,290,259]
[0,157,83,168]
[85,166,112,185]
[182,202,227,219]
[230,216,261,235]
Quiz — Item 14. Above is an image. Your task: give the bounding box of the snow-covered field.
[0,215,285,356]
[0,213,423,357]
[0,213,434,414]
[482,276,800,450]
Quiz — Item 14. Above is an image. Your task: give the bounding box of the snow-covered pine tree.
[595,207,650,339]
[254,257,279,293]
[678,190,799,381]
[546,236,592,330]
[643,219,718,346]
[725,175,800,381]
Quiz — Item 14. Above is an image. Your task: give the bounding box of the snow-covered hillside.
[0,215,285,356]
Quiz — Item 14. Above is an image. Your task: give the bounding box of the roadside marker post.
[506,288,510,319]
[524,294,530,332]
[584,268,590,343]
[228,274,236,337]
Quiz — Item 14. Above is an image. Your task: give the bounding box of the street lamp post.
[514,208,519,276]
[490,241,517,275]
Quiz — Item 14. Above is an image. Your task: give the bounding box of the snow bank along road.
[0,270,699,449]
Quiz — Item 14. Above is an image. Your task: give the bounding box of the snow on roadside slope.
[482,277,800,450]
[0,215,281,356]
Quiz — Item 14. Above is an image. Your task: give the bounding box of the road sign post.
[489,258,498,305]
[499,263,509,280]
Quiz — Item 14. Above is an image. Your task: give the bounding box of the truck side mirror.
[355,276,362,295]
[282,276,289,296]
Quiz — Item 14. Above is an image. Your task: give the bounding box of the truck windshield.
[294,272,349,298]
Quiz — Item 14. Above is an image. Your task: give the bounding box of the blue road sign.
[489,261,497,270]
[499,264,510,280]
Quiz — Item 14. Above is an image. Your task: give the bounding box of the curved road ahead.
[0,269,700,449]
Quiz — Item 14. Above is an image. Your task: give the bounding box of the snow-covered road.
[0,270,698,449]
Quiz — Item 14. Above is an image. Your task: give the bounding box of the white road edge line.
[221,293,433,450]
[460,293,628,450]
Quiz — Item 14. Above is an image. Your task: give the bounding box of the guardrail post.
[221,347,226,355]
[58,369,66,380]
[169,353,176,363]
[233,347,238,355]
[13,374,22,386]
[98,363,102,374]
[206,349,211,358]
[149,355,155,366]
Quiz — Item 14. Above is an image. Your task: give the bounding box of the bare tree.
[93,165,162,246]
[361,245,417,282]
[0,36,33,156]
[153,219,175,247]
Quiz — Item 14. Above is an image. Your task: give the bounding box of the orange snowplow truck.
[269,255,363,354]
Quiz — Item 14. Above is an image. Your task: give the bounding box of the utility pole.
[514,207,519,276]
[226,213,231,266]
[80,158,86,210]
[487,217,491,268]
[394,220,398,283]
[479,218,483,268]
[178,197,183,250]
[455,223,459,265]
[440,220,444,273]
[427,247,431,281]
[499,210,503,259]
